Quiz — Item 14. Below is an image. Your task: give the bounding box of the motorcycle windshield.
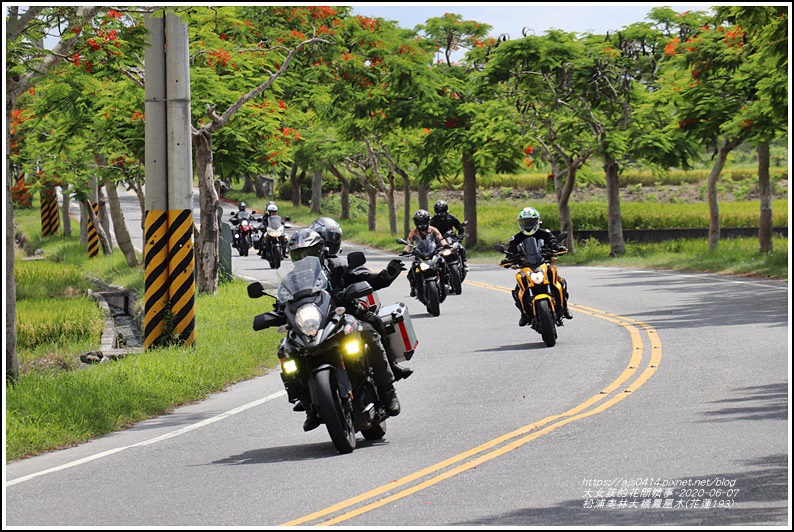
[266,216,283,230]
[518,237,544,266]
[276,256,328,303]
[414,237,437,259]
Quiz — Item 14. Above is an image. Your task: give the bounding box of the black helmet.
[287,228,324,262]
[413,209,431,233]
[238,202,247,211]
[434,200,449,216]
[309,217,343,256]
[266,202,278,215]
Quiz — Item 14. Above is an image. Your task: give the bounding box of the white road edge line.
[6,390,286,487]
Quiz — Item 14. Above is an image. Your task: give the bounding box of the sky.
[349,2,716,40]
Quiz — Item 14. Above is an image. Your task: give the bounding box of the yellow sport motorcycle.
[494,231,568,347]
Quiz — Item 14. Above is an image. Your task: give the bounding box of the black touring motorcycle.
[248,254,413,454]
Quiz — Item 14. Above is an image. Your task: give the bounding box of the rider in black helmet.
[430,199,467,270]
[404,209,448,298]
[309,217,413,381]
[285,227,406,431]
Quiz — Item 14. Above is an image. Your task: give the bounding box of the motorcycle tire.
[361,421,387,441]
[315,369,356,454]
[426,280,441,317]
[449,264,463,295]
[271,246,282,269]
[536,299,557,347]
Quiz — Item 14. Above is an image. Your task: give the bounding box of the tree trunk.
[758,141,772,253]
[80,198,113,255]
[603,152,625,256]
[105,183,140,267]
[329,164,350,220]
[6,100,19,382]
[289,162,302,207]
[462,152,477,248]
[399,167,411,237]
[193,131,220,295]
[311,169,322,214]
[80,202,88,244]
[242,175,255,193]
[253,176,267,199]
[706,138,742,250]
[97,185,113,249]
[558,164,577,253]
[61,184,72,237]
[366,185,378,231]
[93,152,138,267]
[418,182,428,211]
[386,171,397,236]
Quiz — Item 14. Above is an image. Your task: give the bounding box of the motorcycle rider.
[429,199,468,272]
[310,216,414,382]
[286,228,404,431]
[403,209,448,298]
[230,202,252,251]
[262,201,289,258]
[501,207,573,325]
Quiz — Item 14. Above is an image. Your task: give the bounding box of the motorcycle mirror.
[247,282,266,299]
[493,243,506,253]
[347,251,366,269]
[284,223,292,229]
[558,231,568,241]
[461,220,468,226]
[396,238,408,245]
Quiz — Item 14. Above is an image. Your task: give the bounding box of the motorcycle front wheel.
[536,299,557,347]
[270,246,282,269]
[315,369,356,454]
[426,280,441,317]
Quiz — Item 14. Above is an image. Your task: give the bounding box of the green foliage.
[16,298,104,350]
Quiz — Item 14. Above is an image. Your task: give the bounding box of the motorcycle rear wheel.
[315,369,356,454]
[449,264,462,295]
[536,299,557,347]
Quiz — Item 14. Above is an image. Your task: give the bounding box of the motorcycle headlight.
[282,359,298,375]
[442,249,452,256]
[530,271,545,285]
[419,262,431,271]
[344,338,362,357]
[295,304,322,337]
[241,220,249,228]
[268,228,283,237]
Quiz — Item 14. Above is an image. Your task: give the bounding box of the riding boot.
[303,409,321,431]
[379,385,401,416]
[390,361,413,381]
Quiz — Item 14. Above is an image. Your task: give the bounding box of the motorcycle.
[230,211,254,257]
[396,236,449,317]
[257,215,291,269]
[440,221,469,294]
[494,231,568,348]
[247,254,398,454]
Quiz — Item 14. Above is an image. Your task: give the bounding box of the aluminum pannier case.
[377,302,418,362]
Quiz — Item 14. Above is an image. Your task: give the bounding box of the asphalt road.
[6,190,789,527]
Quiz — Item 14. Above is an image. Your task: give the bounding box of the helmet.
[413,209,431,233]
[433,200,449,217]
[518,207,541,235]
[266,202,278,215]
[309,217,343,256]
[238,202,247,211]
[287,228,324,262]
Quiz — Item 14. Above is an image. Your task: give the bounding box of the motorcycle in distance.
[256,215,291,269]
[396,237,449,317]
[247,253,395,454]
[439,220,468,295]
[493,231,569,348]
[230,210,254,257]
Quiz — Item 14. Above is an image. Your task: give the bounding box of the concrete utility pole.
[143,10,196,349]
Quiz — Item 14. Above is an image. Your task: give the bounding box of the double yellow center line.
[282,280,662,526]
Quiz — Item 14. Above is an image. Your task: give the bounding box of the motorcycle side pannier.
[377,302,418,362]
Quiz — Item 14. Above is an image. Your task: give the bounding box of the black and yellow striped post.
[40,186,60,236]
[144,210,169,348]
[86,202,99,258]
[167,210,196,345]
